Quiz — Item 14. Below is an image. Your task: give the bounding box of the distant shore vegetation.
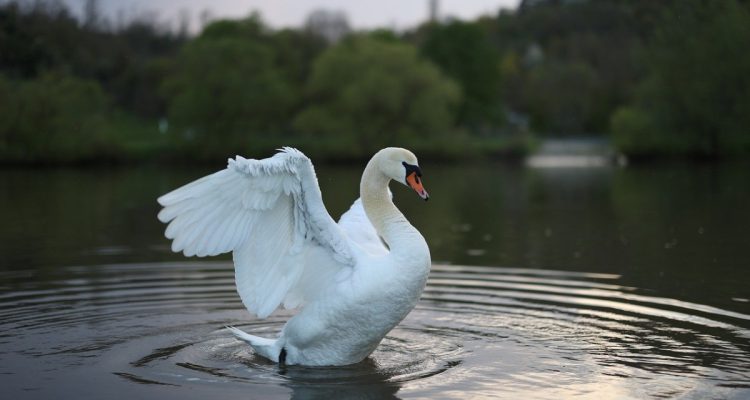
[1,0,749,164]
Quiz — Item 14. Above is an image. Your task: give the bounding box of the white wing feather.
[157,148,355,318]
[338,198,388,256]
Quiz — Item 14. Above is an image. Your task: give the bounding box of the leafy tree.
[0,1,183,121]
[525,61,598,134]
[161,16,295,158]
[0,2,80,79]
[480,1,649,135]
[419,21,503,130]
[0,74,16,145]
[612,0,750,157]
[293,35,461,156]
[270,28,327,104]
[0,72,116,162]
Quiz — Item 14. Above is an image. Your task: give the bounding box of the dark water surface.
[1,161,749,399]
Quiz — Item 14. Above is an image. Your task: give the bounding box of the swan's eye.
[402,161,422,180]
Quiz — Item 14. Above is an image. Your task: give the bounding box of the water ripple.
[1,262,749,399]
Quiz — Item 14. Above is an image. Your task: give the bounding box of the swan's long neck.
[360,155,423,256]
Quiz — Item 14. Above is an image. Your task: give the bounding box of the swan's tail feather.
[226,326,281,362]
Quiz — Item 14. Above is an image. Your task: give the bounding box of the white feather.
[338,197,389,256]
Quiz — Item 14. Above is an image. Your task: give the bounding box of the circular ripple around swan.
[111,320,464,389]
[1,262,749,399]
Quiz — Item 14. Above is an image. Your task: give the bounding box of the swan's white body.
[157,147,430,366]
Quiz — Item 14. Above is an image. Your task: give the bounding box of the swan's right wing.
[157,148,355,318]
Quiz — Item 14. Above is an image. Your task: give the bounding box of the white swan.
[157,147,431,366]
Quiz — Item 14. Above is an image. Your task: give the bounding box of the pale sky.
[61,0,520,31]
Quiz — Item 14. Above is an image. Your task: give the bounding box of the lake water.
[1,161,749,399]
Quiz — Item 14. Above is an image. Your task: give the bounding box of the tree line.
[1,0,749,163]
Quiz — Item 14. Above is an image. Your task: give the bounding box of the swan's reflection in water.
[277,359,401,400]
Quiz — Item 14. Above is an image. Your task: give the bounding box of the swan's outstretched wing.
[338,198,388,256]
[157,148,355,318]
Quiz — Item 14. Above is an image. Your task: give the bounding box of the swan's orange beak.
[407,172,429,201]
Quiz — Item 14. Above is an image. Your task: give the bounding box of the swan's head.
[377,147,429,201]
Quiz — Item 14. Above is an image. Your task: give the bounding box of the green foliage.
[293,35,461,156]
[3,0,749,163]
[610,107,666,156]
[526,61,598,134]
[271,29,327,89]
[0,1,183,119]
[0,2,77,78]
[162,17,294,158]
[160,15,329,160]
[0,72,118,163]
[419,21,503,129]
[478,1,648,135]
[611,0,750,157]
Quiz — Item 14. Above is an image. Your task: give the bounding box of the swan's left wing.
[157,148,355,318]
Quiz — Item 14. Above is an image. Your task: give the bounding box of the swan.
[157,147,431,366]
